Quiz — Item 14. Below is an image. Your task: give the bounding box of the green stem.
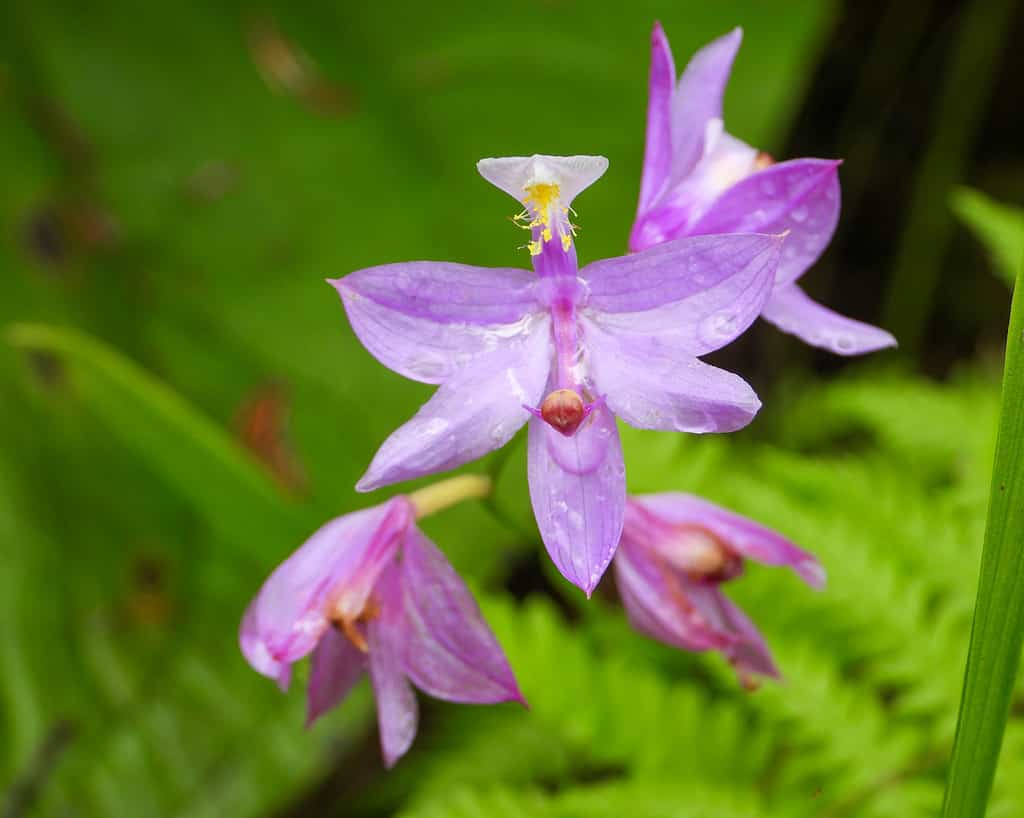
[941,252,1024,818]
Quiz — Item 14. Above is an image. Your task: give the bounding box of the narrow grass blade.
[942,252,1024,817]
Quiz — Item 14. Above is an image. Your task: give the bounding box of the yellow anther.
[522,182,561,228]
[512,182,576,255]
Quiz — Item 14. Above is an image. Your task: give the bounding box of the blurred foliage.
[952,188,1024,288]
[1,1,1022,817]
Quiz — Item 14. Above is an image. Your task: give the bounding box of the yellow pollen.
[523,182,561,229]
[514,182,578,255]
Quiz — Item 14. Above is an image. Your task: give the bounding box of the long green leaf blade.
[942,251,1024,817]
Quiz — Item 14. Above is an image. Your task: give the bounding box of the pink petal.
[584,319,761,434]
[632,493,824,587]
[527,402,626,595]
[635,22,677,218]
[367,565,419,768]
[305,626,367,727]
[761,284,897,356]
[614,538,736,651]
[239,498,412,682]
[331,262,539,384]
[582,233,779,356]
[398,530,524,704]
[684,584,780,679]
[691,158,842,287]
[356,317,552,491]
[667,27,743,190]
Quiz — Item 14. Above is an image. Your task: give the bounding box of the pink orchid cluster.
[240,24,894,767]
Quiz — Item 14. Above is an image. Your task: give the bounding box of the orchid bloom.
[240,481,522,768]
[615,493,824,682]
[630,24,896,356]
[331,155,784,594]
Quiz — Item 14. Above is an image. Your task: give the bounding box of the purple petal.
[239,498,412,682]
[356,318,552,491]
[367,565,419,768]
[582,234,779,356]
[582,232,781,322]
[632,127,758,250]
[584,319,761,434]
[635,22,677,218]
[305,627,367,727]
[332,262,539,384]
[667,27,743,189]
[691,158,842,287]
[527,402,626,595]
[633,493,824,587]
[614,538,736,651]
[398,530,523,704]
[761,284,897,356]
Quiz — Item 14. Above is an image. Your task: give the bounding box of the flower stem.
[408,474,492,519]
[941,251,1024,818]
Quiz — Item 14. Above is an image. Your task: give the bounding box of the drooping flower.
[331,154,784,594]
[630,24,896,356]
[614,493,824,682]
[240,482,522,768]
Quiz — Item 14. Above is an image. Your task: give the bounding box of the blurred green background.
[2,1,1024,816]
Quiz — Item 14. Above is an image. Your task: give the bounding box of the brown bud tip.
[754,151,775,170]
[540,389,585,436]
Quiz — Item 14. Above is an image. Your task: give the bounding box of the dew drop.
[791,205,808,223]
[834,335,854,352]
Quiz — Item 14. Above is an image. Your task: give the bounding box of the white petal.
[477,154,609,207]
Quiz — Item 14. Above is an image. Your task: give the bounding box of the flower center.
[664,527,743,582]
[515,182,577,255]
[331,597,380,653]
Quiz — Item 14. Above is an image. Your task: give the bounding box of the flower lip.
[477,154,609,209]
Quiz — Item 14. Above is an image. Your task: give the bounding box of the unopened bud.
[540,389,585,436]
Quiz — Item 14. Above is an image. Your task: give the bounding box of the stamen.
[514,181,575,255]
[339,617,368,652]
[333,598,380,653]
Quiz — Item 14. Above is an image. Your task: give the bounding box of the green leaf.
[7,322,309,554]
[942,252,1024,815]
[0,326,370,817]
[952,187,1024,287]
